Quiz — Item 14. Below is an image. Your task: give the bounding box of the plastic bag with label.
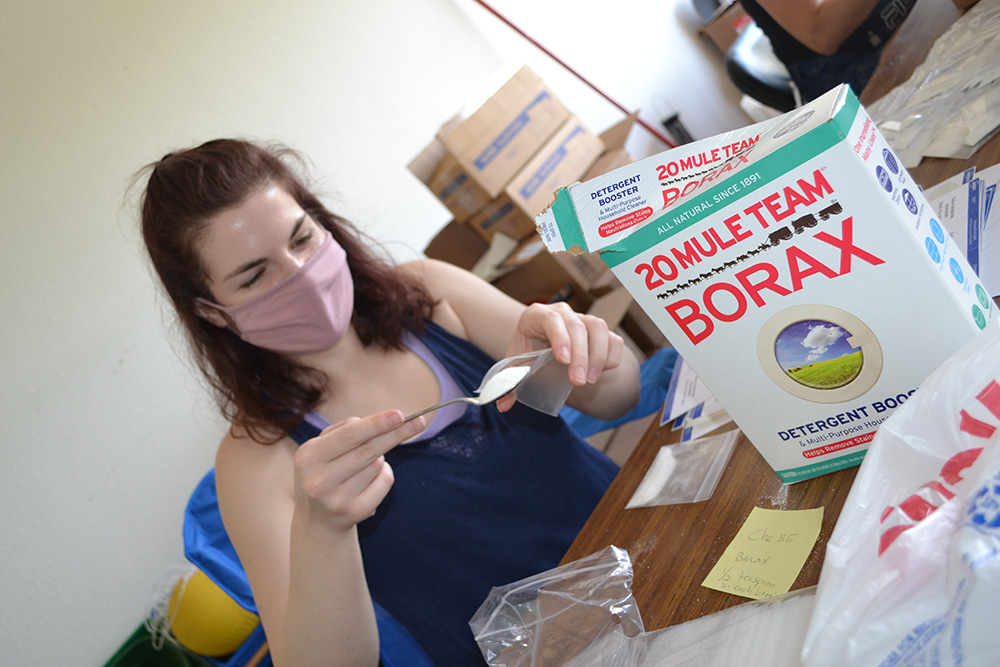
[802,318,1000,667]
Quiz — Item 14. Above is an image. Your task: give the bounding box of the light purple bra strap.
[401,332,467,440]
[300,333,466,441]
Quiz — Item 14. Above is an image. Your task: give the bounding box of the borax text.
[658,136,760,207]
[633,169,886,345]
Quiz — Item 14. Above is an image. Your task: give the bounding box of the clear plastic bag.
[477,348,573,416]
[625,429,740,508]
[802,318,1000,667]
[469,546,644,667]
[471,546,821,666]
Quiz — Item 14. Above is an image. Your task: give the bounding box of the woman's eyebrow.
[224,215,308,280]
[289,214,306,240]
[225,257,265,281]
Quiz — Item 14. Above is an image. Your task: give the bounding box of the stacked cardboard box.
[411,66,605,243]
[408,66,666,354]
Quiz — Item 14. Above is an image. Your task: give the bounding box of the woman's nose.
[276,251,309,279]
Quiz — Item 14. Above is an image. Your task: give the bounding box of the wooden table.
[561,0,999,632]
[561,421,857,630]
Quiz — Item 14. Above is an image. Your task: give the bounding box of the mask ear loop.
[194,296,242,334]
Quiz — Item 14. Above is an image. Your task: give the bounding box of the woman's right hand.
[292,410,425,532]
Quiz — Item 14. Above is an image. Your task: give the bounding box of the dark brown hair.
[139,139,434,442]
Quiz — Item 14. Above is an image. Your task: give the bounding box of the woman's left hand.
[497,301,624,412]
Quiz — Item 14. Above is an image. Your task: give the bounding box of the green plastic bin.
[104,623,209,667]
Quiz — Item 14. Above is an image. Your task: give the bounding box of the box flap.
[598,113,638,152]
[584,148,634,182]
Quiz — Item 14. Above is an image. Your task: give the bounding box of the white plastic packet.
[802,318,1000,667]
[961,83,1000,146]
[617,587,817,667]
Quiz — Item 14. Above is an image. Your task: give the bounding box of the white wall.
[456,0,749,157]
[0,1,745,663]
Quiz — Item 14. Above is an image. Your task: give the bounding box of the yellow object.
[168,569,260,656]
[702,506,825,600]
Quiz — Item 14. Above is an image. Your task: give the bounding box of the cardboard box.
[407,137,492,224]
[536,85,995,483]
[428,151,493,223]
[423,219,490,271]
[467,194,536,243]
[491,250,590,310]
[505,115,605,221]
[463,116,606,243]
[700,1,753,54]
[503,235,611,295]
[437,66,571,198]
[411,104,634,243]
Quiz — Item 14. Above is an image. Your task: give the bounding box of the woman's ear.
[194,300,230,328]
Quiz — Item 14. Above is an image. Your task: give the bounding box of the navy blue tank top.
[288,320,618,665]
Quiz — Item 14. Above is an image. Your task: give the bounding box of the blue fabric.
[560,347,677,438]
[186,320,618,666]
[786,49,884,103]
[184,470,434,667]
[184,472,272,667]
[184,469,255,612]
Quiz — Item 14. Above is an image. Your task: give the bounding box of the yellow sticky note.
[702,506,824,600]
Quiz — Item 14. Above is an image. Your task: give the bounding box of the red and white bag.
[803,318,1000,667]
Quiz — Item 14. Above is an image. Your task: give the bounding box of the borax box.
[537,86,995,483]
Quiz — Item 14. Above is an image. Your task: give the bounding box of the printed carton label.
[536,86,993,482]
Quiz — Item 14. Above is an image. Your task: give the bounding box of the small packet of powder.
[477,348,573,416]
[626,429,740,508]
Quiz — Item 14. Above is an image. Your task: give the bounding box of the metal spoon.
[404,364,532,423]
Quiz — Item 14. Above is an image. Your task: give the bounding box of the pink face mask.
[197,230,355,354]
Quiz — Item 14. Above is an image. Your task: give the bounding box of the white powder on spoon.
[478,366,532,404]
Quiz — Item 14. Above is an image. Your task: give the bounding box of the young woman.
[140,139,640,666]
